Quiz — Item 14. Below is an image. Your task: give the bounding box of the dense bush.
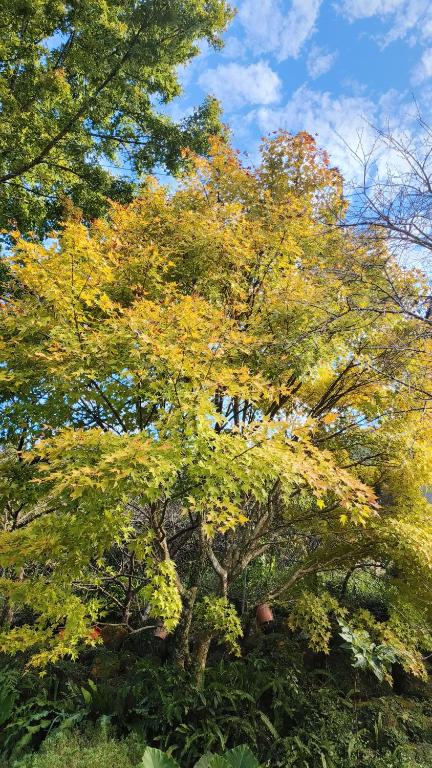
[2,636,432,768]
[9,730,143,768]
[2,731,260,768]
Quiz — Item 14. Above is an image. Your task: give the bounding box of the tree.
[351,115,432,260]
[347,115,432,326]
[1,132,432,671]
[0,0,232,236]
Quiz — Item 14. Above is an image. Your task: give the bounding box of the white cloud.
[340,0,404,18]
[177,41,211,89]
[222,36,247,59]
[238,0,322,61]
[246,86,418,180]
[412,48,432,83]
[339,0,432,45]
[307,46,337,79]
[198,61,282,109]
[248,87,375,177]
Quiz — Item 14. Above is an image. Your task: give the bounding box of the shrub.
[12,730,144,768]
[9,732,260,768]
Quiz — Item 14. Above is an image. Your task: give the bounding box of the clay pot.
[256,603,274,625]
[89,626,101,641]
[100,624,128,647]
[154,625,168,640]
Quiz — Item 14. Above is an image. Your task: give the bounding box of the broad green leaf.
[193,754,218,768]
[223,745,260,768]
[141,747,180,768]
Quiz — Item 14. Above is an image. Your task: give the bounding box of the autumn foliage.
[0,133,431,672]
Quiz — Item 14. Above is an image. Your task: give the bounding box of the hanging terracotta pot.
[256,603,274,625]
[154,625,168,640]
[100,624,128,647]
[88,626,101,641]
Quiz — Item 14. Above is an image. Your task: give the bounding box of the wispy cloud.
[221,37,247,60]
[338,0,432,45]
[307,46,337,79]
[237,0,322,61]
[247,87,374,177]
[198,61,282,109]
[412,48,432,83]
[246,85,418,179]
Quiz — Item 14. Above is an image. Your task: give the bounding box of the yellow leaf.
[322,413,337,425]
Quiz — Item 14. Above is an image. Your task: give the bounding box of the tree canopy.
[0,0,231,235]
[1,132,432,672]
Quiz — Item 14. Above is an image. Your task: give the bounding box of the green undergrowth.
[1,634,432,768]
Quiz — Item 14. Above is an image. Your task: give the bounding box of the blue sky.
[169,0,432,180]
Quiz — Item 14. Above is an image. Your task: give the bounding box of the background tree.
[1,132,431,673]
[347,115,432,326]
[0,0,232,236]
[351,115,432,259]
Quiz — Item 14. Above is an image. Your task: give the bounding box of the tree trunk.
[173,586,198,669]
[194,631,212,686]
[172,523,206,667]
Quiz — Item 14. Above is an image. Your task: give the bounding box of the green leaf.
[205,758,231,768]
[223,744,260,768]
[0,688,15,726]
[257,711,279,739]
[193,754,218,768]
[347,735,357,760]
[142,747,180,768]
[80,687,92,705]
